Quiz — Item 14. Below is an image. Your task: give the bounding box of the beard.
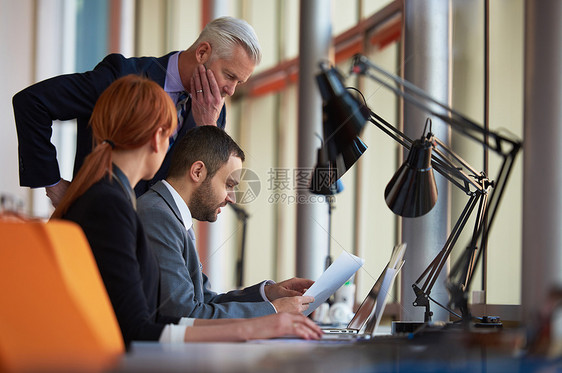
[189,178,222,222]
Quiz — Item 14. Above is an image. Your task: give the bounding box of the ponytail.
[51,143,113,219]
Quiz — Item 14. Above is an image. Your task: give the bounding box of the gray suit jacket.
[137,181,276,319]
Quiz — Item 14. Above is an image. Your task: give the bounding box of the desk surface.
[112,328,559,373]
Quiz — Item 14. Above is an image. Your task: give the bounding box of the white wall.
[0,0,34,213]
[2,0,80,219]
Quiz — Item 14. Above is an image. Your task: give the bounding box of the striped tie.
[170,91,189,150]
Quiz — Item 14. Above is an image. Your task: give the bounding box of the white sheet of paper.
[302,252,364,316]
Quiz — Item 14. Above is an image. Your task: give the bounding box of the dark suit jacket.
[61,173,180,347]
[12,52,226,195]
[137,181,276,319]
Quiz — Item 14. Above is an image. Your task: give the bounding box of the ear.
[150,128,165,153]
[189,160,207,183]
[195,42,212,65]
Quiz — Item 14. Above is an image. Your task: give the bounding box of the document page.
[302,252,364,316]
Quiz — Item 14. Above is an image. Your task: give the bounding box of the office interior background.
[2,0,557,327]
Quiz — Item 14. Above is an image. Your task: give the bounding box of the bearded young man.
[137,126,314,320]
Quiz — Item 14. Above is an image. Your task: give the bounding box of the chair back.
[0,218,124,372]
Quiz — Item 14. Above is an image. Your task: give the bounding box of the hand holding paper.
[302,252,364,316]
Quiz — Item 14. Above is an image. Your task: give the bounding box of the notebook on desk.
[322,243,406,340]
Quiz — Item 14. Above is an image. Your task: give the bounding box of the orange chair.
[0,217,124,372]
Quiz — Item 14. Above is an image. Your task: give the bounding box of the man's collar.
[162,179,193,231]
[163,51,184,94]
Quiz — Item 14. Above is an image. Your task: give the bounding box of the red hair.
[52,75,177,219]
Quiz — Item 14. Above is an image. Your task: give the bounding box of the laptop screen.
[346,243,406,333]
[346,264,387,331]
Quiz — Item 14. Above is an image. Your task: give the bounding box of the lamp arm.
[413,192,484,321]
[431,137,520,316]
[424,147,521,318]
[351,54,521,156]
[368,111,413,150]
[447,145,520,311]
[446,191,490,318]
[416,193,483,293]
[368,109,486,196]
[418,146,521,320]
[431,150,484,195]
[433,138,485,186]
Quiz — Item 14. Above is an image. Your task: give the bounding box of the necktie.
[170,92,189,149]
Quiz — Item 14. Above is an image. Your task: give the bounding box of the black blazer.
[62,174,180,347]
[13,52,226,195]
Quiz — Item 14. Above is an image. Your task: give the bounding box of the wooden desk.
[112,328,559,373]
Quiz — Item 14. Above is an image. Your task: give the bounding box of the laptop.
[321,243,406,340]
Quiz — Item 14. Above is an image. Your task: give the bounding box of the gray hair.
[189,16,262,65]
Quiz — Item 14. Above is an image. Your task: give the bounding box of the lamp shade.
[310,137,367,195]
[310,63,369,195]
[384,137,438,217]
[310,172,345,196]
[333,136,368,178]
[316,64,368,161]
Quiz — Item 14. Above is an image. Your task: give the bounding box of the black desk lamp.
[309,62,366,270]
[310,144,346,271]
[311,62,368,190]
[230,203,250,288]
[311,55,522,324]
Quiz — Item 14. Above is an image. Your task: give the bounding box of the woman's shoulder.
[80,178,129,203]
[85,177,123,195]
[68,178,135,218]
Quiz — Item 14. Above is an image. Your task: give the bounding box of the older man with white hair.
[13,16,261,204]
